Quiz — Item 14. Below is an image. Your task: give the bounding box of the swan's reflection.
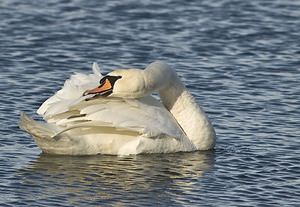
[17,151,215,206]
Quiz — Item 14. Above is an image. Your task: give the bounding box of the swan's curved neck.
[144,64,215,150]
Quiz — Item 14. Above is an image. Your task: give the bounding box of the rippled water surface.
[1,0,300,206]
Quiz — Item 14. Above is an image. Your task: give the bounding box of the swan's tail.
[19,112,123,155]
[19,112,74,154]
[19,112,55,140]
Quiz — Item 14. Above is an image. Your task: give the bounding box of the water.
[1,0,299,206]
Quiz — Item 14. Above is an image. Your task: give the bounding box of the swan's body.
[20,61,216,155]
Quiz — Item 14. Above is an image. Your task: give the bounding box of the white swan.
[20,61,216,155]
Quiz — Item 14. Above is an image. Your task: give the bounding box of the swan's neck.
[158,74,216,150]
[143,61,215,149]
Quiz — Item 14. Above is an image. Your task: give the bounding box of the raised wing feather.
[37,63,102,116]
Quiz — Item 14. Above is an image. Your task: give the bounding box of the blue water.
[1,0,300,206]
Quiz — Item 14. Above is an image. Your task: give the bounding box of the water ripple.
[1,0,300,206]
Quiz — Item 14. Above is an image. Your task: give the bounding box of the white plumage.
[20,61,216,155]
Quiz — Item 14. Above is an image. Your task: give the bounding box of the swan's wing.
[86,96,184,139]
[37,63,184,140]
[44,96,184,140]
[37,63,102,116]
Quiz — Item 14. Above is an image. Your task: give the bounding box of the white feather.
[92,62,102,77]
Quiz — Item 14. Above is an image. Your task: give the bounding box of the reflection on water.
[14,151,215,206]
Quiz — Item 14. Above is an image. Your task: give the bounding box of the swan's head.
[83,69,149,99]
[83,61,175,99]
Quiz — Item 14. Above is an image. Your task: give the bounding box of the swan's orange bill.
[83,79,112,95]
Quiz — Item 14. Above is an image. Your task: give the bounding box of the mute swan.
[20,61,216,155]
